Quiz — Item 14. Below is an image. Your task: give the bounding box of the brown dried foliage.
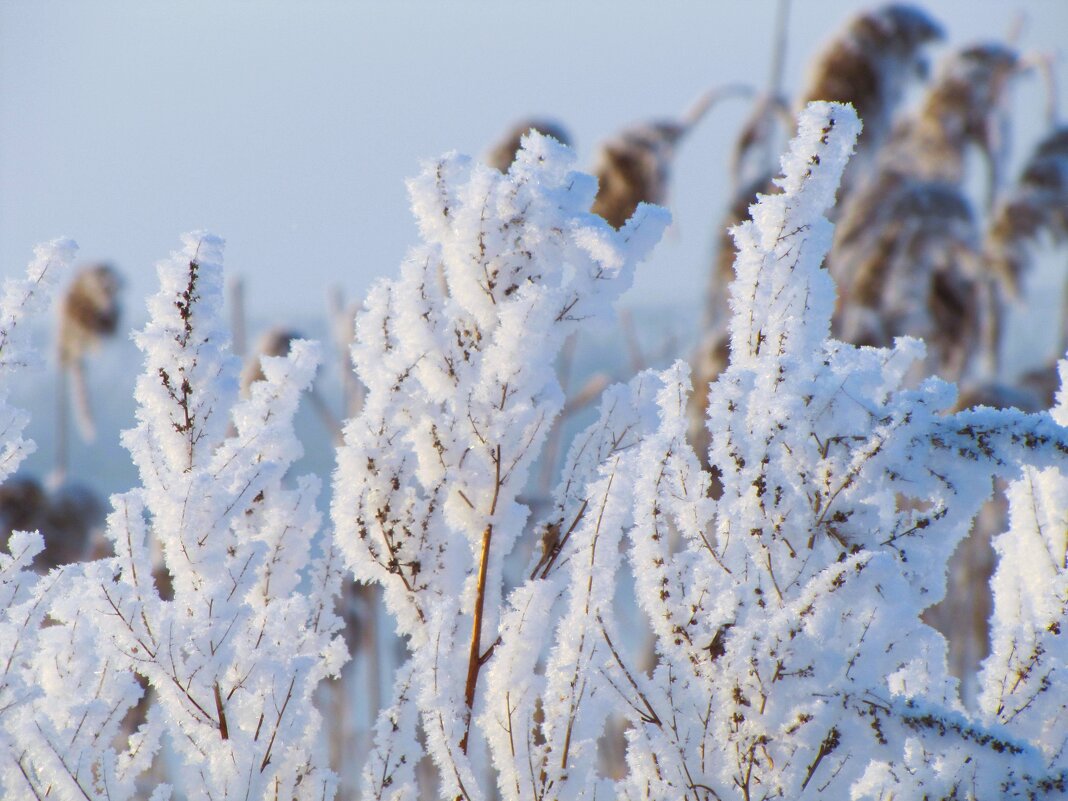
[484,119,572,173]
[58,263,122,367]
[986,126,1068,294]
[802,4,943,153]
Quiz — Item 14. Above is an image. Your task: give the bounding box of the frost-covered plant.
[0,240,136,798]
[0,240,74,485]
[331,135,669,797]
[339,103,1068,800]
[7,561,156,801]
[687,100,1065,801]
[979,359,1068,771]
[3,234,346,800]
[5,99,1063,801]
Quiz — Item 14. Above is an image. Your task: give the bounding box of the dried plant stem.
[327,285,364,418]
[228,275,246,357]
[460,524,493,754]
[55,365,69,482]
[620,309,646,374]
[68,360,94,443]
[1060,268,1068,358]
[460,443,501,754]
[213,682,229,740]
[762,0,792,168]
[1039,53,1060,126]
[359,584,384,725]
[306,387,344,445]
[769,0,791,96]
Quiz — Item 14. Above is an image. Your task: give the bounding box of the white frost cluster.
[0,244,164,799]
[336,104,1068,800]
[0,242,145,800]
[3,103,1067,801]
[1,234,345,800]
[332,134,669,799]
[979,358,1068,770]
[0,239,76,484]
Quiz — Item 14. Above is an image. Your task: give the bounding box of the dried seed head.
[985,126,1068,294]
[484,118,572,173]
[889,43,1020,185]
[591,87,737,229]
[58,263,123,366]
[802,4,943,154]
[835,174,981,380]
[0,476,106,571]
[592,121,687,229]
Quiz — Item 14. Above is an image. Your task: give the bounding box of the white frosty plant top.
[333,130,669,650]
[332,133,669,798]
[0,239,75,484]
[2,102,1066,801]
[336,102,1068,801]
[1,233,345,801]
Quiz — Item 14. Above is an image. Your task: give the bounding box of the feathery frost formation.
[94,234,345,800]
[1,234,344,800]
[0,240,76,794]
[692,102,1066,799]
[0,243,155,801]
[332,134,669,798]
[980,359,1068,770]
[2,102,1067,801]
[0,240,76,484]
[336,103,1068,800]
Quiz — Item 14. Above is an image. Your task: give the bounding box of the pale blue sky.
[2,1,1066,322]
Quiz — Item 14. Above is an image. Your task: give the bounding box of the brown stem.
[459,444,502,754]
[260,676,296,772]
[460,523,493,755]
[56,364,69,482]
[213,682,229,740]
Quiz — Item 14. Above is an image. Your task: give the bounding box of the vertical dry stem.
[460,443,501,753]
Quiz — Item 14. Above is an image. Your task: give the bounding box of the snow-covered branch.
[338,103,1068,800]
[3,101,1067,801]
[1,234,346,800]
[332,134,669,798]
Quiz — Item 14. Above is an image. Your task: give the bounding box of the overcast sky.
[2,1,1066,323]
